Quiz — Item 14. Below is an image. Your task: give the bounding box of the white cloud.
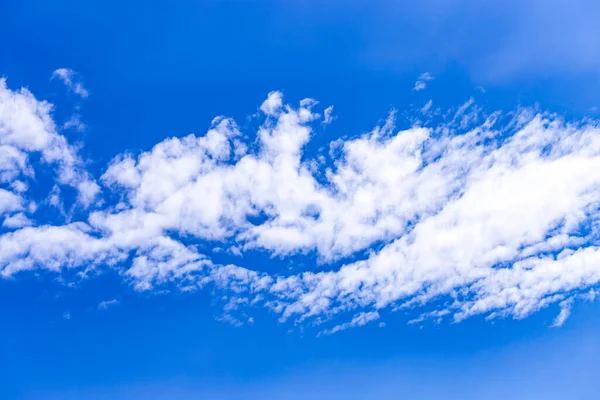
[0,224,119,277]
[63,113,85,132]
[260,91,283,116]
[413,72,434,91]
[323,106,336,125]
[2,86,600,333]
[421,99,433,114]
[52,68,89,98]
[2,212,33,229]
[413,81,427,91]
[77,179,101,208]
[216,313,244,327]
[0,189,23,216]
[98,299,119,310]
[320,311,380,336]
[0,78,99,214]
[271,111,600,324]
[551,299,573,327]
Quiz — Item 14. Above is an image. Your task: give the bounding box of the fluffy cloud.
[2,212,32,228]
[0,78,99,215]
[2,81,600,333]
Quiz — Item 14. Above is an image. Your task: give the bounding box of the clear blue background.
[2,1,600,398]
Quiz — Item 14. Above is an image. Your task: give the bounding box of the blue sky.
[2,1,600,399]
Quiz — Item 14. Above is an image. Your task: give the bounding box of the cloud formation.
[0,78,99,217]
[2,78,600,333]
[98,299,119,310]
[413,72,434,91]
[52,68,89,98]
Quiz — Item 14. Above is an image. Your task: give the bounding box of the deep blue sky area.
[3,274,600,399]
[2,1,600,399]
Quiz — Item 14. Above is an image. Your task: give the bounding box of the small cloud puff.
[413,72,434,92]
[52,68,89,98]
[323,105,336,125]
[260,91,283,116]
[98,299,119,310]
[63,114,85,132]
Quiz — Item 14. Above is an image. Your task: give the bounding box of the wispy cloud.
[319,312,380,336]
[551,299,573,327]
[413,72,434,91]
[98,299,119,310]
[323,105,336,125]
[63,114,85,132]
[52,68,89,98]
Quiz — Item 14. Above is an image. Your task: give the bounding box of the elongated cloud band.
[1,77,600,332]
